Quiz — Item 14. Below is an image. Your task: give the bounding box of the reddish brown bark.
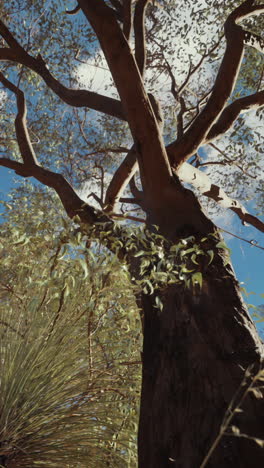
[135,189,264,467]
[139,273,264,468]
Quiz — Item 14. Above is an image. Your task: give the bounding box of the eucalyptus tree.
[0,0,264,467]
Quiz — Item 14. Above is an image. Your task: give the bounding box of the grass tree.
[0,220,140,467]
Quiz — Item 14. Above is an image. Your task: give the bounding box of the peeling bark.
[178,162,264,233]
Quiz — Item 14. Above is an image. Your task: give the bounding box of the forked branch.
[103,91,163,213]
[0,19,125,120]
[0,73,118,235]
[205,90,264,142]
[104,146,138,212]
[167,0,264,166]
[78,0,172,202]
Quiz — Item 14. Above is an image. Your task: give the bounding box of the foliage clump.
[0,218,141,467]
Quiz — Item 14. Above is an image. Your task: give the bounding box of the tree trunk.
[137,195,264,468]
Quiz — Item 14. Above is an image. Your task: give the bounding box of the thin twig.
[200,365,263,468]
[0,320,25,338]
[178,35,224,95]
[218,226,264,251]
[209,142,257,179]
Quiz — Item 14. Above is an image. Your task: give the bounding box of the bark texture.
[138,217,264,467]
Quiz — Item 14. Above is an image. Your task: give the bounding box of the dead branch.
[178,162,264,233]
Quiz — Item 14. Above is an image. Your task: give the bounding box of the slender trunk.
[137,195,264,468]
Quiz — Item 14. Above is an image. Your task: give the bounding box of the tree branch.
[0,19,25,49]
[205,90,264,142]
[166,1,264,167]
[123,0,133,41]
[104,146,138,212]
[176,97,186,138]
[178,162,264,233]
[201,143,257,180]
[178,35,224,95]
[65,3,81,15]
[0,20,125,120]
[0,72,38,167]
[109,0,123,15]
[0,74,121,241]
[103,91,163,213]
[0,156,96,222]
[119,197,141,204]
[0,153,133,256]
[78,0,172,205]
[0,12,169,209]
[244,30,264,53]
[134,0,150,76]
[130,174,143,199]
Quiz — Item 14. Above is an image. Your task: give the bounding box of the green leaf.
[231,425,240,435]
[155,296,163,312]
[254,439,264,448]
[134,250,145,258]
[216,241,231,255]
[207,250,214,265]
[249,387,263,399]
[191,253,199,265]
[191,272,203,289]
[13,234,30,246]
[180,247,195,257]
[78,258,89,279]
[63,283,70,298]
[144,280,154,295]
[181,266,194,273]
